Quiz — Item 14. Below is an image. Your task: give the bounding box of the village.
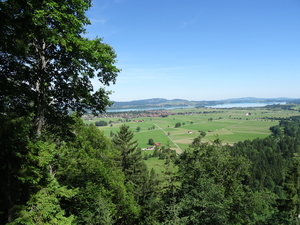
[81,109,228,121]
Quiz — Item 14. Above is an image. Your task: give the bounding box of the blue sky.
[85,0,300,101]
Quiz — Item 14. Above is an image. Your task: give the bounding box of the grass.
[83,106,300,175]
[85,106,300,151]
[143,156,167,174]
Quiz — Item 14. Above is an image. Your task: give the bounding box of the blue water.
[106,102,285,112]
[107,105,194,112]
[209,102,285,108]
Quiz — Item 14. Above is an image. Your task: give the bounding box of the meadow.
[85,105,300,152]
[83,105,300,172]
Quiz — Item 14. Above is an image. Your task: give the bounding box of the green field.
[84,106,300,153]
[84,106,300,175]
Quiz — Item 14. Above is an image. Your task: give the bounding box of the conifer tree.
[0,117,35,223]
[57,120,139,224]
[0,124,76,224]
[283,158,300,223]
[9,176,75,225]
[112,124,149,203]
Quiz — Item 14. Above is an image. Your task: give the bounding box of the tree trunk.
[31,39,47,139]
[6,171,13,223]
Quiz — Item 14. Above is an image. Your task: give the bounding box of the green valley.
[87,105,300,152]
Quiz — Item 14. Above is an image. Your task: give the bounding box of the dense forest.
[1,113,300,224]
[1,0,300,224]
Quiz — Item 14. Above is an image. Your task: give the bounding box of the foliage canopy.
[0,0,120,137]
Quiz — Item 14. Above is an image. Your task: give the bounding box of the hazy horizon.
[111,96,296,103]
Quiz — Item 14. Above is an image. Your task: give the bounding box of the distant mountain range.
[220,97,296,102]
[109,97,298,109]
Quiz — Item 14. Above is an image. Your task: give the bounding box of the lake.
[106,102,285,112]
[208,102,285,108]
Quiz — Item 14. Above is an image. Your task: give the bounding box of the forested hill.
[111,98,216,108]
[110,97,296,109]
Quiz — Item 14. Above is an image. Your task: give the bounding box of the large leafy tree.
[0,0,120,138]
[0,1,120,223]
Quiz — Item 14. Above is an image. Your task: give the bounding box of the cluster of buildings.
[82,109,222,121]
[84,110,178,120]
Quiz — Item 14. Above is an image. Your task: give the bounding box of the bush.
[148,138,154,145]
[175,122,181,128]
[159,153,166,160]
[95,121,108,126]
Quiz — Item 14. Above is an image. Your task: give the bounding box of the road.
[154,123,183,153]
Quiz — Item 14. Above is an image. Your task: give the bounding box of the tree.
[139,168,162,224]
[0,0,120,138]
[282,158,300,222]
[112,125,149,204]
[10,174,76,225]
[136,126,141,132]
[148,138,154,145]
[200,131,206,138]
[270,125,283,136]
[95,121,108,126]
[160,137,277,224]
[174,122,181,128]
[110,130,114,137]
[0,117,37,223]
[0,1,120,223]
[0,118,78,224]
[153,146,160,157]
[57,120,139,224]
[143,153,149,160]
